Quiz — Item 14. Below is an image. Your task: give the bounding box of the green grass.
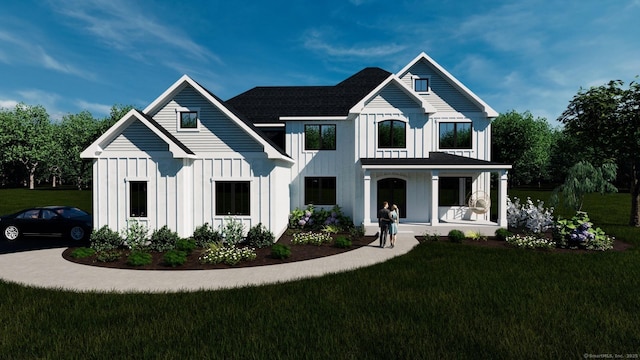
[0,187,92,215]
[1,188,639,359]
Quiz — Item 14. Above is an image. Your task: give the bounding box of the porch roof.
[360,152,512,171]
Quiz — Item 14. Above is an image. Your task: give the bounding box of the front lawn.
[0,188,639,358]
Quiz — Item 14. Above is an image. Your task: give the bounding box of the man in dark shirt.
[377,201,391,248]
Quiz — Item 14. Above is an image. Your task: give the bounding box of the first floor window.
[439,122,472,149]
[439,177,472,206]
[305,124,336,150]
[216,181,250,215]
[130,181,147,217]
[304,177,336,205]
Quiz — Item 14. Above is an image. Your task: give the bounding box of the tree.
[558,80,640,226]
[2,104,54,189]
[551,161,618,211]
[491,110,556,186]
[57,111,100,189]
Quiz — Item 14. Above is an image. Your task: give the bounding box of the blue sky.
[1,0,639,127]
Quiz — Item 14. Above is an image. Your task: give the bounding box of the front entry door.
[377,178,406,219]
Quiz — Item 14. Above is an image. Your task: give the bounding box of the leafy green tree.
[491,110,556,186]
[551,161,618,211]
[58,111,100,189]
[558,80,640,226]
[2,104,53,189]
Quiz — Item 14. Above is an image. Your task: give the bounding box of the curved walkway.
[0,233,419,293]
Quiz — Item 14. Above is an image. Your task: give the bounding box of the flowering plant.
[198,243,256,265]
[507,196,554,233]
[292,231,332,246]
[288,204,353,231]
[506,234,556,250]
[554,211,614,251]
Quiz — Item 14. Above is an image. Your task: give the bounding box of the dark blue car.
[1,206,92,242]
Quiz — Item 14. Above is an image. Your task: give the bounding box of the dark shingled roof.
[225,67,392,123]
[360,152,511,167]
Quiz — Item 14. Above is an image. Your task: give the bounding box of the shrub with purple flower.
[289,204,352,231]
[554,211,614,251]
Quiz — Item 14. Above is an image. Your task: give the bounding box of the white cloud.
[0,99,18,109]
[53,0,221,64]
[75,100,112,117]
[303,29,406,58]
[0,29,95,80]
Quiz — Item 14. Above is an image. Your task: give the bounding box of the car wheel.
[70,226,85,241]
[3,225,20,241]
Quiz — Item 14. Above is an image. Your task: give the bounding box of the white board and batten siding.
[94,84,290,238]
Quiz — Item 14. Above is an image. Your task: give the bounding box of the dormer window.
[176,107,200,131]
[413,76,430,93]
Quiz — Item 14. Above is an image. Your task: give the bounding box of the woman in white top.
[389,204,399,248]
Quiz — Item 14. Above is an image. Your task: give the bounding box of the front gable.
[397,53,498,117]
[81,110,195,159]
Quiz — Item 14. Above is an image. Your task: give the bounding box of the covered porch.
[359,153,512,230]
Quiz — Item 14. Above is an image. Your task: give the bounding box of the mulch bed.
[62,234,376,271]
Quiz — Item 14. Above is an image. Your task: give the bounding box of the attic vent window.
[180,111,198,128]
[414,78,429,92]
[176,107,200,131]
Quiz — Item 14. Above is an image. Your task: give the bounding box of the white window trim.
[412,75,431,94]
[124,177,149,219]
[176,107,200,132]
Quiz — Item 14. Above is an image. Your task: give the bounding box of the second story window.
[439,122,472,149]
[378,120,406,148]
[305,124,336,150]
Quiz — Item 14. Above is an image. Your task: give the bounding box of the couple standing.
[377,201,399,248]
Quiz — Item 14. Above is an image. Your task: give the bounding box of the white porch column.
[431,170,439,225]
[498,170,509,227]
[363,170,371,225]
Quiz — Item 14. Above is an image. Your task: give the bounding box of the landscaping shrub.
[507,196,554,233]
[270,244,291,259]
[96,249,122,262]
[149,225,180,252]
[447,229,465,243]
[127,251,153,266]
[495,228,512,242]
[292,231,332,246]
[163,250,187,267]
[245,223,275,248]
[221,216,245,245]
[192,223,222,247]
[122,220,149,251]
[199,244,256,265]
[71,247,96,259]
[554,211,614,251]
[465,230,486,241]
[420,231,440,242]
[334,236,352,248]
[289,204,353,231]
[90,226,123,252]
[349,225,365,239]
[506,234,556,250]
[175,238,196,253]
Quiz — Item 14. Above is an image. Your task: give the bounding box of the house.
[81,52,511,238]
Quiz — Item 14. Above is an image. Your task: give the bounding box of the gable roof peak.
[398,52,499,118]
